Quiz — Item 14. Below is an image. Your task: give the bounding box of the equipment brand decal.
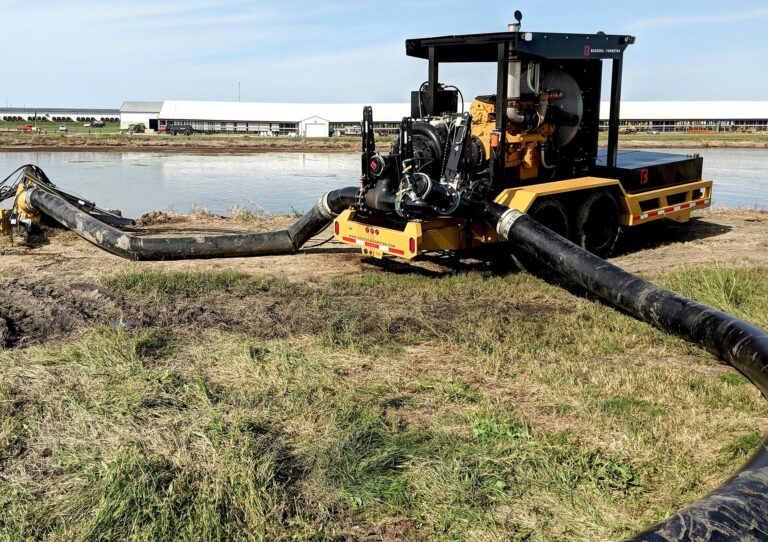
[584,45,621,56]
[341,236,405,256]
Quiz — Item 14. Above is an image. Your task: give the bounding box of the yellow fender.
[493,176,623,212]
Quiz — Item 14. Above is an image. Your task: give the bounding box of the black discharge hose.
[485,202,768,541]
[25,186,358,261]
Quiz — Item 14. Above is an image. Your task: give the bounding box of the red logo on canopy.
[584,45,591,56]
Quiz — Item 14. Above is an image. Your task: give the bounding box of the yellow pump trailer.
[333,20,711,260]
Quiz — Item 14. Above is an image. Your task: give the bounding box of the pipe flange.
[23,187,37,210]
[413,173,432,199]
[394,193,406,218]
[17,186,42,217]
[435,185,461,216]
[496,208,525,239]
[318,192,336,220]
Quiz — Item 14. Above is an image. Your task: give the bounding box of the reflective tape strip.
[633,198,710,222]
[342,236,405,256]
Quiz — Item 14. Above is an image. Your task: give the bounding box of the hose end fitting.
[23,187,36,209]
[17,186,41,218]
[318,192,336,220]
[496,208,525,239]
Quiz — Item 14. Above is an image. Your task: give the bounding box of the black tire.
[573,190,620,258]
[528,198,570,239]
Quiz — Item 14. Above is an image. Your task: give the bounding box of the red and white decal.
[342,236,405,256]
[633,198,710,222]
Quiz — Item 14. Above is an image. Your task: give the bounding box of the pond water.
[0,148,766,217]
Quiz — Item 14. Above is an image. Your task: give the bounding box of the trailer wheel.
[528,198,569,239]
[573,190,620,257]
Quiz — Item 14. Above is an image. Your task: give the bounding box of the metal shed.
[299,116,329,138]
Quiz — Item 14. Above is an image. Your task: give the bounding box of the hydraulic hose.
[26,186,358,261]
[485,202,768,541]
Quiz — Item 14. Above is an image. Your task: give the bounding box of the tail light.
[334,221,340,235]
[409,238,416,253]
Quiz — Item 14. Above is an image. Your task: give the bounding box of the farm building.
[299,117,330,138]
[153,101,410,136]
[0,107,119,123]
[598,101,768,133]
[148,99,768,136]
[119,102,163,130]
[6,100,768,135]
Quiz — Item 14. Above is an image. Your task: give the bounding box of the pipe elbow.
[323,187,359,216]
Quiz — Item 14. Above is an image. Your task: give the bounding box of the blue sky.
[2,0,768,107]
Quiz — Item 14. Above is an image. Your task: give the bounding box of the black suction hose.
[485,202,768,541]
[26,186,358,261]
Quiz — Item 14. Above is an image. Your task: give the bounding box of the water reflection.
[0,149,765,217]
[0,152,359,217]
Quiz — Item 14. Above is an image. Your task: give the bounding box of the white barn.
[154,100,412,136]
[299,116,330,137]
[599,101,768,132]
[113,99,768,135]
[119,101,163,130]
[0,107,119,123]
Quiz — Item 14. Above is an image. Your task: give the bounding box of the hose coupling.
[318,192,336,220]
[495,208,525,239]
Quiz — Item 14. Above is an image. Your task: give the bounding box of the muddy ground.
[0,209,766,350]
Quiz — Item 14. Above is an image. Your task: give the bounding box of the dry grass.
[1,266,767,541]
[700,204,768,220]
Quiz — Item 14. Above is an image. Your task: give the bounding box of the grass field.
[1,265,766,541]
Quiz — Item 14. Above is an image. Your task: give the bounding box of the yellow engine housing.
[469,98,552,182]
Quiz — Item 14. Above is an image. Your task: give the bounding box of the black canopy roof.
[405,31,635,62]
